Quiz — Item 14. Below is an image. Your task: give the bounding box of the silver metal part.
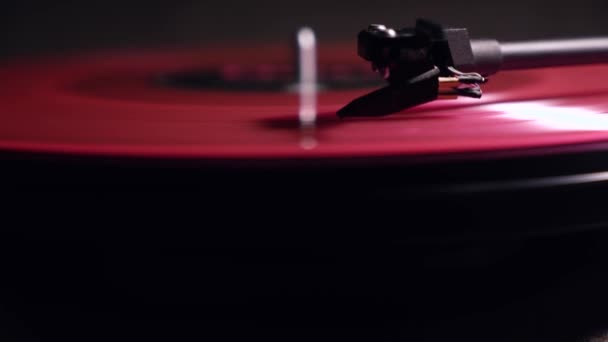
[368,24,397,38]
[470,37,608,75]
[296,27,318,149]
[500,37,608,70]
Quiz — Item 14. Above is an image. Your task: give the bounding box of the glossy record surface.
[2,46,608,160]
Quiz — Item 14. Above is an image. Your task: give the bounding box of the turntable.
[3,17,608,342]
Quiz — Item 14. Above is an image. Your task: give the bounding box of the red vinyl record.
[2,45,608,161]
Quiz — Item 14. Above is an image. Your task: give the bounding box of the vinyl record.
[2,46,608,162]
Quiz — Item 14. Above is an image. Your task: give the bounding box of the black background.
[1,0,608,57]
